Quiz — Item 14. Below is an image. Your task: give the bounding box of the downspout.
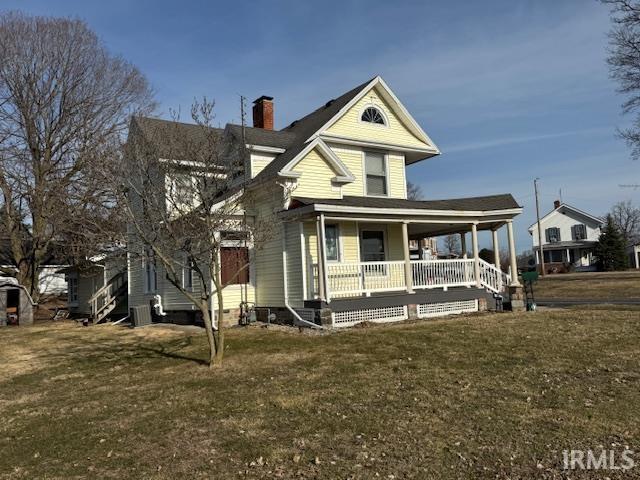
[281,224,323,329]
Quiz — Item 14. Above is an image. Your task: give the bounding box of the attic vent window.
[361,107,386,125]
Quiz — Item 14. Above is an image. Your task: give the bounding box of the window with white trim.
[361,106,386,125]
[360,230,386,262]
[364,152,387,196]
[143,247,157,293]
[324,224,340,262]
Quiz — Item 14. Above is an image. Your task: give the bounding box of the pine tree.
[594,215,629,271]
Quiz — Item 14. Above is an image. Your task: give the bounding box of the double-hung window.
[545,227,561,243]
[324,224,340,262]
[364,152,387,196]
[183,256,194,290]
[68,276,78,303]
[572,224,586,241]
[143,247,157,293]
[360,230,386,262]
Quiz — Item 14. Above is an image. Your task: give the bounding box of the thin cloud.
[443,127,613,153]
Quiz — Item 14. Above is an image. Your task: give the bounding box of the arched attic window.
[360,106,386,125]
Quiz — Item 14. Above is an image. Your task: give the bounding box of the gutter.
[281,225,323,329]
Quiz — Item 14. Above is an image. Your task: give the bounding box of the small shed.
[0,278,36,327]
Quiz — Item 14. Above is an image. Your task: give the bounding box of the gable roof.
[131,116,225,159]
[226,124,296,150]
[251,78,374,183]
[528,203,604,231]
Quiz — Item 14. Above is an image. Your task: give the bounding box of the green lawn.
[531,270,640,300]
[1,310,640,479]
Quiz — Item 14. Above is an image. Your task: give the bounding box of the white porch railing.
[313,258,509,299]
[411,259,475,289]
[478,259,511,294]
[325,261,407,297]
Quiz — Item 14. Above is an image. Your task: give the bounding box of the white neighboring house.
[528,200,604,273]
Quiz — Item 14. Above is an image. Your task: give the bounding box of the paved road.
[537,299,640,306]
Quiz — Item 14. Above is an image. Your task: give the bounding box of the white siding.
[251,152,277,178]
[284,223,304,307]
[530,207,602,248]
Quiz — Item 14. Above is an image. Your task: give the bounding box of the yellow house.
[119,76,523,328]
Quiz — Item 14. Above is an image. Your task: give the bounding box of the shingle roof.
[290,194,521,212]
[226,124,296,150]
[251,78,375,183]
[131,116,225,158]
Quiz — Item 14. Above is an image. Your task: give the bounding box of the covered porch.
[282,194,524,319]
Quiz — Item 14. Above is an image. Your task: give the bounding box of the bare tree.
[118,100,276,368]
[442,234,460,256]
[0,12,154,300]
[610,199,640,245]
[603,1,640,170]
[406,181,424,200]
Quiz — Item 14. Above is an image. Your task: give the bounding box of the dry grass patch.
[1,310,640,479]
[532,270,640,300]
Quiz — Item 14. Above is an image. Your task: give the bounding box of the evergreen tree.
[594,215,629,271]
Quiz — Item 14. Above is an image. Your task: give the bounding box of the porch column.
[460,232,467,259]
[492,228,500,268]
[506,220,520,286]
[315,216,325,302]
[318,213,330,302]
[402,221,414,293]
[471,223,481,288]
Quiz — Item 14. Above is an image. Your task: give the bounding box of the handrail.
[89,270,127,320]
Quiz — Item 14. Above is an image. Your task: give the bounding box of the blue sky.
[4,0,639,251]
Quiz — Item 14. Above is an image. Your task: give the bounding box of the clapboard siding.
[251,152,276,178]
[291,148,342,199]
[253,189,285,306]
[284,223,304,307]
[325,86,428,149]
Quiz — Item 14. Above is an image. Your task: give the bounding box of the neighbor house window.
[543,250,564,263]
[364,152,387,196]
[572,224,586,241]
[545,227,561,243]
[68,277,78,303]
[324,224,340,261]
[143,247,157,293]
[361,106,386,125]
[360,230,386,262]
[221,247,250,285]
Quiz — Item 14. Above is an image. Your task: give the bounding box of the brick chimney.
[554,200,561,209]
[252,96,274,130]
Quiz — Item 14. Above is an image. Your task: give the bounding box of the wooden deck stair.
[88,271,127,324]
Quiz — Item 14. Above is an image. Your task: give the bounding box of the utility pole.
[534,178,546,276]
[240,95,249,306]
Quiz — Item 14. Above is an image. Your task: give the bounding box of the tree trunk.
[199,300,217,368]
[212,288,225,367]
